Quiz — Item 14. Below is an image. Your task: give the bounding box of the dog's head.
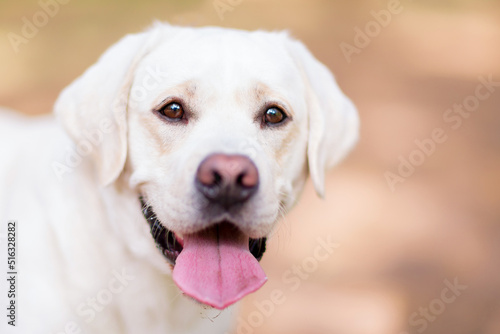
[55,23,358,309]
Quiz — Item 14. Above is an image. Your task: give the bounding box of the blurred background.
[1,0,500,333]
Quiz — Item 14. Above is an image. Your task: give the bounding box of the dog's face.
[128,29,309,239]
[55,24,358,309]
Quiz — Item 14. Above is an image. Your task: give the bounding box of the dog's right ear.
[54,25,163,186]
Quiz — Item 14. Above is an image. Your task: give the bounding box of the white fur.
[0,23,358,334]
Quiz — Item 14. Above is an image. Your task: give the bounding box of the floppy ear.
[286,38,359,198]
[54,26,162,186]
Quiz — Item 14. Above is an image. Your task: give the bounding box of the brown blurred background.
[1,0,500,333]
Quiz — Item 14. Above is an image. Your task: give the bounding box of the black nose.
[195,154,259,208]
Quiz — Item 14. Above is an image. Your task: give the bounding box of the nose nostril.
[236,173,245,187]
[242,166,258,188]
[212,171,222,186]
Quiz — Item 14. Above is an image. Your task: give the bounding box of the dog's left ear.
[286,37,359,198]
[54,25,164,186]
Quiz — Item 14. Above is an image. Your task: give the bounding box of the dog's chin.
[140,197,267,266]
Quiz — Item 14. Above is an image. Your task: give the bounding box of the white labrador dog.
[0,23,358,334]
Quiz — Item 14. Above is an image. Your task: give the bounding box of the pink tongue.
[172,224,267,309]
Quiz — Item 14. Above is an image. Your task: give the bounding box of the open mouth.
[140,197,268,309]
[140,197,267,265]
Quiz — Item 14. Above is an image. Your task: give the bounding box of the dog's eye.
[263,107,287,126]
[159,102,184,121]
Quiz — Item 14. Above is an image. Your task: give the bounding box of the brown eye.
[159,102,184,121]
[264,107,287,125]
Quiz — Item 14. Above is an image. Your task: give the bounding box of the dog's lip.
[141,199,183,265]
[139,197,267,266]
